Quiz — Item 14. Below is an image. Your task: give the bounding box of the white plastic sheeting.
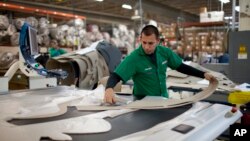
[0,113,111,141]
[0,85,135,141]
[112,102,242,141]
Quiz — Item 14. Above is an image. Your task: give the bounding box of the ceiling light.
[122,4,132,10]
[235,6,240,12]
[95,0,103,2]
[219,0,230,4]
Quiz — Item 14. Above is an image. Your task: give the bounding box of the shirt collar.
[138,44,159,56]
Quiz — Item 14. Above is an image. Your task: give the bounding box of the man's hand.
[104,88,116,104]
[204,72,216,81]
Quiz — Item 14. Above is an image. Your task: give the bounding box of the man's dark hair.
[141,25,159,39]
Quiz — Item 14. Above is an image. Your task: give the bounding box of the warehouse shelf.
[182,21,226,28]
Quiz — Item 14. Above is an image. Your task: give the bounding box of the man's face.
[140,33,159,55]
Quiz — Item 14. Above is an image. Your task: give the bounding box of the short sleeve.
[114,55,136,82]
[166,48,182,69]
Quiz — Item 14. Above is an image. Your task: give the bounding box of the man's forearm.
[106,73,122,89]
[176,63,205,78]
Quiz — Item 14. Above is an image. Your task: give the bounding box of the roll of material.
[50,27,65,40]
[79,29,86,38]
[46,58,76,86]
[34,34,49,46]
[7,24,17,36]
[59,24,69,31]
[0,15,9,30]
[102,32,110,42]
[0,52,18,70]
[37,35,43,45]
[46,50,109,89]
[59,39,67,47]
[94,32,104,41]
[96,41,122,73]
[39,17,49,28]
[10,32,20,46]
[38,27,50,35]
[41,35,50,46]
[67,26,76,36]
[37,34,50,47]
[26,17,38,28]
[67,18,85,27]
[65,35,74,47]
[0,30,7,37]
[35,35,47,46]
[14,18,25,30]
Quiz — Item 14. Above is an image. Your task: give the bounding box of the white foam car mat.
[0,109,135,141]
[0,85,136,141]
[166,62,235,92]
[0,86,90,124]
[0,78,218,123]
[111,102,242,141]
[77,78,218,110]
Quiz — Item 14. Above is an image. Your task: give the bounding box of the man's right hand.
[104,88,116,104]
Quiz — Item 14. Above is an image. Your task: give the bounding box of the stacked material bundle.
[10,32,19,46]
[0,52,18,70]
[0,15,9,30]
[167,62,235,92]
[25,17,38,28]
[46,41,122,89]
[14,18,25,30]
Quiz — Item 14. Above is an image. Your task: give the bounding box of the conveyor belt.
[10,105,192,141]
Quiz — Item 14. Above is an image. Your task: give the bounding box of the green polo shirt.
[115,45,182,98]
[49,47,67,57]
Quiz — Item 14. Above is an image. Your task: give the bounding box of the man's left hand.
[204,72,216,81]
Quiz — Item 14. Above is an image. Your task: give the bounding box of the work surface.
[10,105,192,141]
[1,86,240,141]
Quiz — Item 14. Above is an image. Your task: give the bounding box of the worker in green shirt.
[48,40,67,57]
[104,25,215,104]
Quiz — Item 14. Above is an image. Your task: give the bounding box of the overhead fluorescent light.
[235,6,240,12]
[95,0,103,2]
[122,4,132,10]
[219,0,230,3]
